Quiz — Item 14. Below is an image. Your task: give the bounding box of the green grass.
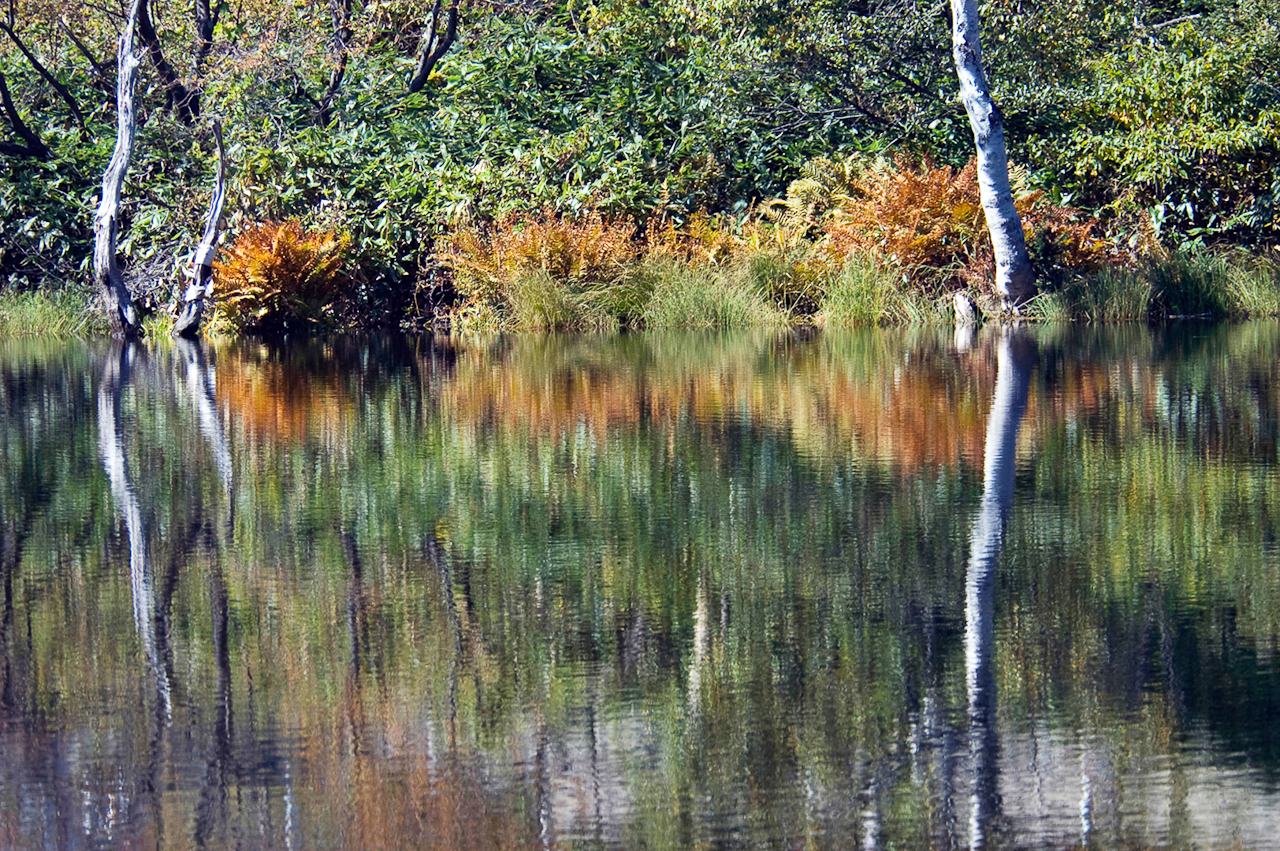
[820,256,950,326]
[641,258,785,328]
[0,289,106,337]
[444,247,1280,334]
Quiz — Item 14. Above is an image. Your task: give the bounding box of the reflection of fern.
[213,221,350,332]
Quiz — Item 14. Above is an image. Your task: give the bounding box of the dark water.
[2,324,1279,850]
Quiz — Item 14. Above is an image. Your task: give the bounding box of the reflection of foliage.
[212,221,351,334]
[4,327,1280,847]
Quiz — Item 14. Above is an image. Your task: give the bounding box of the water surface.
[2,324,1279,850]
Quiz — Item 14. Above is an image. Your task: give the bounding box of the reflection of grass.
[0,289,105,336]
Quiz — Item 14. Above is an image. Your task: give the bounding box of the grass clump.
[0,290,104,337]
[1225,253,1280,317]
[640,258,784,329]
[213,221,351,335]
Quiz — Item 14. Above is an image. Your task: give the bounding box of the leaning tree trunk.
[950,0,1036,310]
[93,0,146,337]
[173,121,227,338]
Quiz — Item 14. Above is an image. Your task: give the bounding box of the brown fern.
[213,220,351,332]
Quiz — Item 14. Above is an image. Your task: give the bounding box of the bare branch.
[60,17,115,93]
[407,0,459,94]
[0,20,87,131]
[0,68,48,159]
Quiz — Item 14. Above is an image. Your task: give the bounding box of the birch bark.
[951,0,1037,309]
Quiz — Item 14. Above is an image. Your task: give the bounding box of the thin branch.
[1148,13,1202,30]
[0,69,48,159]
[60,17,115,94]
[0,20,87,131]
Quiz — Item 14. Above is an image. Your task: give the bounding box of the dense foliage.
[2,0,1279,330]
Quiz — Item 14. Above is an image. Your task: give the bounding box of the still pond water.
[2,324,1280,850]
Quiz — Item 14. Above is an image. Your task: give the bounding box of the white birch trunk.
[951,0,1037,310]
[93,0,146,337]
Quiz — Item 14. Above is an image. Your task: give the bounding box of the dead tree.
[94,0,146,337]
[173,120,228,338]
[407,0,460,94]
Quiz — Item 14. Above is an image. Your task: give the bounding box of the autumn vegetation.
[2,0,1280,334]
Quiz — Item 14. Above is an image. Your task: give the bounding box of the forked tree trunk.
[407,0,459,94]
[950,0,1036,309]
[173,121,227,338]
[93,0,146,337]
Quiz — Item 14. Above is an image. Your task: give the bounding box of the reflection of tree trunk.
[98,341,174,843]
[176,338,233,510]
[194,550,233,846]
[98,342,173,720]
[965,328,1034,849]
[0,514,26,713]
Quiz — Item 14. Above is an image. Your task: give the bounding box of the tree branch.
[136,0,198,123]
[0,68,48,159]
[0,20,87,131]
[315,0,352,126]
[407,0,459,94]
[60,17,115,95]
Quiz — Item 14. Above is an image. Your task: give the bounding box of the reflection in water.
[965,327,1034,849]
[2,327,1280,849]
[97,342,172,721]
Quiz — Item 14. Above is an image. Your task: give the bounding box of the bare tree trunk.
[94,0,146,338]
[406,0,459,94]
[950,0,1036,310]
[174,121,227,338]
[193,0,223,72]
